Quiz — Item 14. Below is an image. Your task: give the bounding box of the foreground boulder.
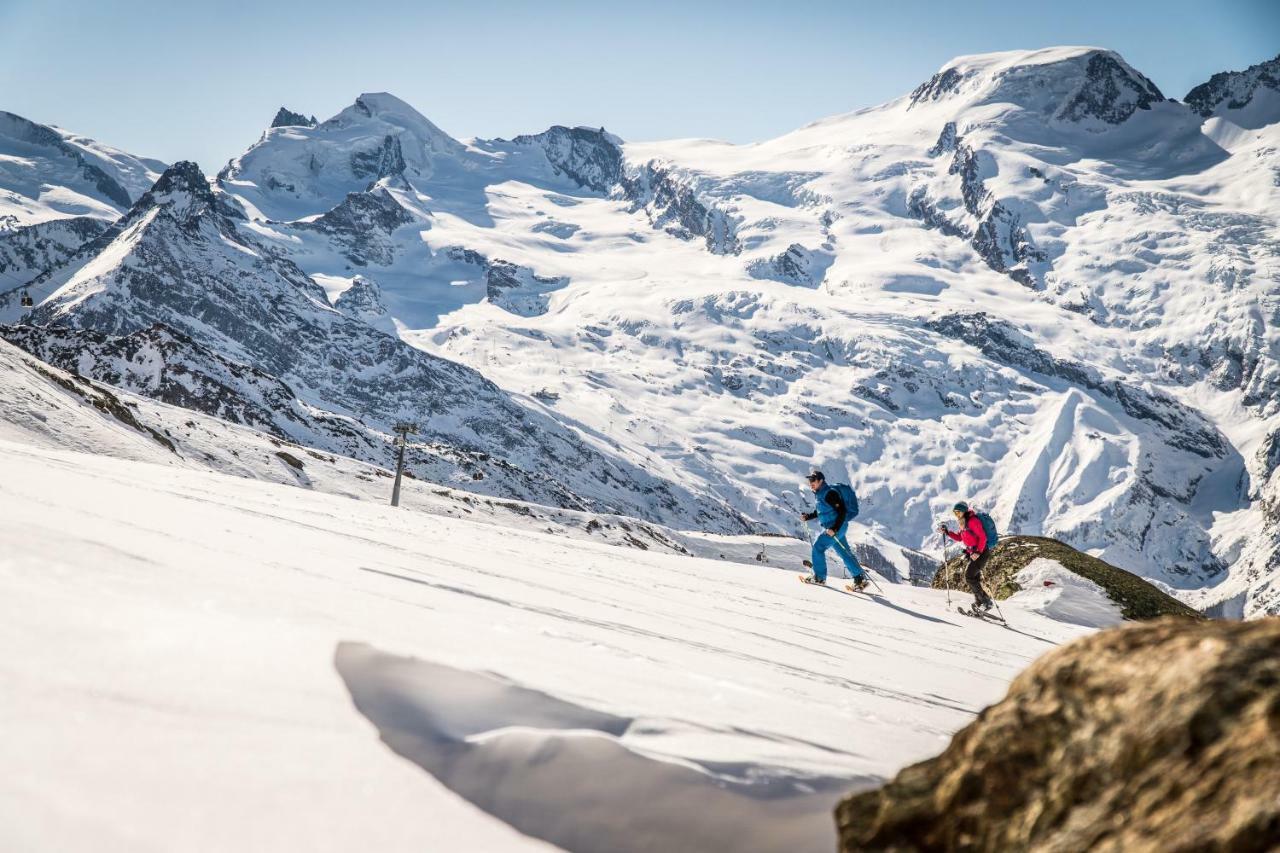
[836,617,1280,851]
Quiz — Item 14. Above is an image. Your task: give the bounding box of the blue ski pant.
[811,526,863,582]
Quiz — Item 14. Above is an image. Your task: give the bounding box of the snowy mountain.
[0,110,165,290]
[0,161,747,531]
[3,46,1279,617]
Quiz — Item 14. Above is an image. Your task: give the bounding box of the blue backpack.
[834,483,859,521]
[974,511,998,548]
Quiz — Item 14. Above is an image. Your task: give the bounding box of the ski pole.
[940,531,951,609]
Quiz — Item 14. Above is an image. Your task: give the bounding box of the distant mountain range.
[2,46,1278,617]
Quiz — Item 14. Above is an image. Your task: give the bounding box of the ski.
[956,606,1009,626]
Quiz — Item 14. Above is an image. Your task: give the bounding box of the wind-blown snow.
[1010,557,1125,628]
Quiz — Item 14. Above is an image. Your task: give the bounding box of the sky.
[1,0,1277,172]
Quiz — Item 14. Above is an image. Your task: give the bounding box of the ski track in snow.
[0,438,1095,852]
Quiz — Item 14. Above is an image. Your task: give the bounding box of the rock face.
[623,163,742,255]
[510,125,624,193]
[1185,53,1280,127]
[836,617,1280,852]
[294,185,415,265]
[270,107,317,128]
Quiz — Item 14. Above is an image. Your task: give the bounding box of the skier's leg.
[810,534,833,582]
[834,529,865,579]
[965,550,993,605]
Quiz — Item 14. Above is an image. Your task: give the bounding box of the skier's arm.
[943,527,963,542]
[802,511,818,521]
[824,490,847,531]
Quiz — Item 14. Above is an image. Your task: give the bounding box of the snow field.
[0,438,1095,852]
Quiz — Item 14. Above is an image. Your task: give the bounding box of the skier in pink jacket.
[939,501,995,612]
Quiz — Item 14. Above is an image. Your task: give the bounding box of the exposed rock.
[270,107,317,128]
[928,121,959,157]
[747,243,826,286]
[623,163,741,255]
[836,617,1280,851]
[349,134,407,181]
[948,145,1045,286]
[910,68,967,106]
[1185,53,1280,125]
[511,125,624,194]
[294,187,414,265]
[444,246,568,317]
[333,275,392,332]
[1055,52,1165,124]
[484,259,567,317]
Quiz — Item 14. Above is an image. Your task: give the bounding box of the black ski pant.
[965,549,993,605]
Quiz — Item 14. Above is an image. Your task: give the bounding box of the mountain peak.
[131,161,236,226]
[270,107,317,129]
[325,93,462,150]
[909,47,1165,126]
[1184,53,1280,128]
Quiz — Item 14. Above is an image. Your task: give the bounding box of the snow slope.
[0,431,1097,852]
[0,110,164,228]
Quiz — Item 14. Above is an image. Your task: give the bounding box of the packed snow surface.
[0,435,1094,852]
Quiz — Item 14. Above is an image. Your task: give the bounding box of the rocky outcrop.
[909,68,967,106]
[623,163,741,255]
[270,107,317,128]
[931,536,1202,620]
[1185,53,1280,125]
[349,134,407,182]
[444,246,568,317]
[747,243,826,286]
[511,125,624,194]
[836,617,1280,851]
[927,121,959,157]
[333,275,393,333]
[909,140,1046,287]
[949,145,1044,286]
[1055,52,1165,124]
[294,187,414,265]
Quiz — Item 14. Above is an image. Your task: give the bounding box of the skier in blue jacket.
[801,470,869,590]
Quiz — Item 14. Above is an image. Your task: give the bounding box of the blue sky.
[2,0,1276,171]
